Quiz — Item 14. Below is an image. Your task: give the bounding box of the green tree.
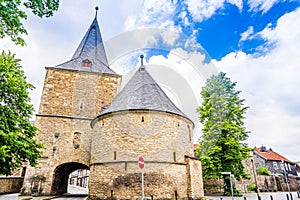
[196,72,251,195]
[0,51,44,175]
[0,0,59,46]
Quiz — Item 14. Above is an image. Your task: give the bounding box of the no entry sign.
[138,156,144,169]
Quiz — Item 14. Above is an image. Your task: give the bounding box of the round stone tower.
[89,61,203,199]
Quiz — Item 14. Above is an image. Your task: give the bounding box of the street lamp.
[221,172,234,200]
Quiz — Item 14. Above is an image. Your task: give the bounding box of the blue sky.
[2,0,300,161]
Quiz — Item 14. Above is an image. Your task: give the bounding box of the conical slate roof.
[50,17,116,75]
[97,65,190,121]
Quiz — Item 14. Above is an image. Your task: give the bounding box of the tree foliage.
[196,72,251,194]
[0,51,44,175]
[0,0,59,46]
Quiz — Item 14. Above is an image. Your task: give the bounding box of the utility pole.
[251,159,261,200]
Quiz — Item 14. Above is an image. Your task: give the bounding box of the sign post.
[138,156,145,200]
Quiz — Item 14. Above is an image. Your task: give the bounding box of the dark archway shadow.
[51,162,89,195]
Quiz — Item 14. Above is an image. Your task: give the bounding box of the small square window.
[82,59,92,67]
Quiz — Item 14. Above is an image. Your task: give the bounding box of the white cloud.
[228,0,243,11]
[247,0,278,13]
[247,0,296,13]
[185,0,243,22]
[215,7,300,161]
[124,0,178,30]
[240,26,254,41]
[185,0,225,22]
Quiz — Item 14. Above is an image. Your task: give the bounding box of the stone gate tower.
[22,8,204,199]
[22,14,121,195]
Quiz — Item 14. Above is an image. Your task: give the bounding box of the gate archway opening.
[51,162,89,195]
[68,169,90,194]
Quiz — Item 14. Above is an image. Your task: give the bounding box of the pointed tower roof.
[50,7,116,75]
[95,56,191,123]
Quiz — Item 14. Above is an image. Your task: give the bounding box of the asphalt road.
[1,189,299,200]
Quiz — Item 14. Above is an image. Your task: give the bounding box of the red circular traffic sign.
[138,156,144,169]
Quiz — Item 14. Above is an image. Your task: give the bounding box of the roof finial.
[95,6,99,18]
[139,55,145,71]
[140,55,144,66]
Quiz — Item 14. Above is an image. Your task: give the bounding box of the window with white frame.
[273,161,278,170]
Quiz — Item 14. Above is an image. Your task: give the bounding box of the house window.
[273,161,278,170]
[280,162,284,170]
[288,163,291,171]
[82,59,92,67]
[285,163,289,171]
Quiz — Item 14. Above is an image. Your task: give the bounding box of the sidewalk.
[205,191,299,200]
[0,185,87,200]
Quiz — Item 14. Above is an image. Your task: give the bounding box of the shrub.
[248,183,257,191]
[257,166,271,175]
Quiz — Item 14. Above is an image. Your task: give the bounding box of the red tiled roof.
[254,147,293,163]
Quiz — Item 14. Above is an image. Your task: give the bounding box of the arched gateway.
[51,162,89,195]
[21,8,204,199]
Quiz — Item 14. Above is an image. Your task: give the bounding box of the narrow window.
[173,152,176,162]
[114,151,117,160]
[21,167,26,177]
[54,132,60,138]
[187,125,192,142]
[141,116,144,122]
[125,162,128,171]
[175,191,178,200]
[111,190,114,198]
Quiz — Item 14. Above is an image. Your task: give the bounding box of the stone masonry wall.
[89,163,190,199]
[186,157,204,198]
[0,177,24,194]
[22,117,93,195]
[89,110,200,199]
[91,111,194,164]
[22,68,121,195]
[39,68,121,117]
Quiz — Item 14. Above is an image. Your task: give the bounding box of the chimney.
[260,145,267,152]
